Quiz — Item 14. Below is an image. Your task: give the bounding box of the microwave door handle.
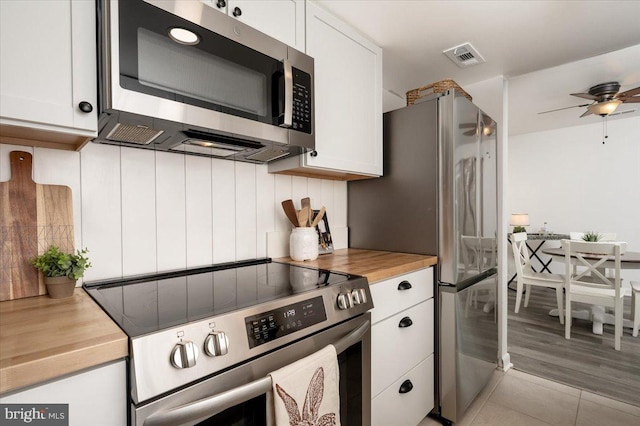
[143,320,370,426]
[282,59,293,128]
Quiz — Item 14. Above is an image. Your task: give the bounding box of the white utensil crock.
[289,227,319,261]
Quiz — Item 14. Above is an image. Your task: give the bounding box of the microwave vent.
[106,123,165,145]
[245,149,290,162]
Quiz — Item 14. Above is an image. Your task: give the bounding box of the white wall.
[0,143,347,282]
[508,115,640,281]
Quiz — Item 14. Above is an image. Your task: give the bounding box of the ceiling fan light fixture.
[588,100,622,116]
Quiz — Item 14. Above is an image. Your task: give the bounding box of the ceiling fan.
[539,82,640,117]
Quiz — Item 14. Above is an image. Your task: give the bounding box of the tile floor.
[418,368,640,426]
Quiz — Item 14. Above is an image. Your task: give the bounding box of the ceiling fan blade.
[570,92,599,101]
[620,96,640,103]
[538,103,590,115]
[608,109,636,117]
[579,109,593,118]
[615,86,640,99]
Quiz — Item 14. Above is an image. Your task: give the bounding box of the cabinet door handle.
[78,101,93,113]
[232,6,242,17]
[399,379,414,394]
[398,316,413,328]
[310,150,318,158]
[216,0,226,8]
[397,280,412,291]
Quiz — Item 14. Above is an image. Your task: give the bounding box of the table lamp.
[510,213,529,233]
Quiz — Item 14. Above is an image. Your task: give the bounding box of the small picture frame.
[313,209,333,254]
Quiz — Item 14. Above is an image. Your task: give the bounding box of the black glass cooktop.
[83,258,351,337]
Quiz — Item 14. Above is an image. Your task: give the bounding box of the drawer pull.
[398,316,413,328]
[397,280,412,291]
[399,379,414,394]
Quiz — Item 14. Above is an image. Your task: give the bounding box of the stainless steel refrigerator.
[348,90,498,423]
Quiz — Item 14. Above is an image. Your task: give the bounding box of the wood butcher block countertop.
[0,288,128,394]
[277,248,437,283]
[0,249,434,394]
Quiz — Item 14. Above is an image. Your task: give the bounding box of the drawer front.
[372,354,435,426]
[371,298,434,397]
[370,267,433,324]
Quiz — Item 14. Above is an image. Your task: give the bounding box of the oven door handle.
[143,319,370,426]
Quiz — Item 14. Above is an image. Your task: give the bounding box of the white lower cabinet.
[372,355,435,426]
[369,267,435,426]
[0,361,126,426]
[371,299,434,398]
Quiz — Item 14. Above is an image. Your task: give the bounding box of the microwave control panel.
[245,296,326,348]
[292,68,312,134]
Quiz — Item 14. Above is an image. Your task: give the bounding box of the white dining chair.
[568,232,618,277]
[561,239,624,350]
[632,281,640,338]
[511,232,565,323]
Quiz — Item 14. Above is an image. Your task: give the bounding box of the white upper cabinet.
[269,0,383,180]
[0,0,97,150]
[202,0,305,51]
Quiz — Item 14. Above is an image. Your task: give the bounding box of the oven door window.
[118,0,279,124]
[194,344,362,425]
[195,395,266,426]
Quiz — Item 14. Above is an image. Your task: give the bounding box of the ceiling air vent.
[443,42,485,68]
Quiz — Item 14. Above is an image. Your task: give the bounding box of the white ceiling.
[314,0,640,135]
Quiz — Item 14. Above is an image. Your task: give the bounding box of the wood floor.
[507,286,640,408]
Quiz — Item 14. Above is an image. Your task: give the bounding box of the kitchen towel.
[268,344,340,426]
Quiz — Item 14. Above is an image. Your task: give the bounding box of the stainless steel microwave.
[95,0,314,163]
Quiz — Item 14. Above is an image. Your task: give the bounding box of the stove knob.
[170,341,199,369]
[337,292,353,310]
[204,331,229,357]
[351,288,367,305]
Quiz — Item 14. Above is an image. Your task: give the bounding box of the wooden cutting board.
[0,151,74,301]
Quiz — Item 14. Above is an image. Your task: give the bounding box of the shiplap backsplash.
[0,143,348,282]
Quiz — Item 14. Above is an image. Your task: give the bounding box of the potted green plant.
[582,232,602,242]
[30,245,91,299]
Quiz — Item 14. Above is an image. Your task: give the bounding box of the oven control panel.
[245,296,327,348]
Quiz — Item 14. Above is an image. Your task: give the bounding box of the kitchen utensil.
[297,206,311,227]
[311,206,326,228]
[281,199,299,227]
[0,151,75,301]
[301,197,311,226]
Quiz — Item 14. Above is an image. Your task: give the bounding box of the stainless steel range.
[84,258,373,426]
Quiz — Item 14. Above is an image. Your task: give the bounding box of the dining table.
[542,247,640,335]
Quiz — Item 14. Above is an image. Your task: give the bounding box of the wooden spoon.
[297,206,310,227]
[301,197,311,225]
[311,207,326,228]
[281,199,299,227]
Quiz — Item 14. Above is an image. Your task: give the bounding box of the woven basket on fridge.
[406,79,472,105]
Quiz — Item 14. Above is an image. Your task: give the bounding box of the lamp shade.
[510,213,529,226]
[588,100,622,116]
